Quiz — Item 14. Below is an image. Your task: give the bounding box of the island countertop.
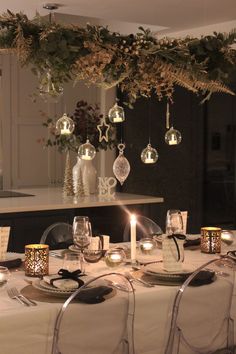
[0,187,164,214]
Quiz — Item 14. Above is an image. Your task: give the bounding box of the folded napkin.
[43,275,80,290]
[189,270,215,287]
[43,268,85,290]
[184,238,200,248]
[0,258,22,269]
[77,286,113,304]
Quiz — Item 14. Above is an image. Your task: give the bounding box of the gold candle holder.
[200,227,221,254]
[25,244,49,277]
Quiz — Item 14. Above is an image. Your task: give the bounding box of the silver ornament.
[113,143,130,185]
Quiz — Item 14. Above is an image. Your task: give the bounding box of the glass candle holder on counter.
[200,227,221,254]
[139,237,156,255]
[104,248,126,268]
[25,244,49,277]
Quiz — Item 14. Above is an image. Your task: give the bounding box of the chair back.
[40,222,73,250]
[123,215,163,242]
[52,272,135,354]
[165,257,235,354]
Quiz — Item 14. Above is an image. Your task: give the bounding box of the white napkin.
[43,274,79,290]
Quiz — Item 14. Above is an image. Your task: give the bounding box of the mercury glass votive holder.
[139,237,156,255]
[200,227,221,254]
[104,248,126,268]
[25,244,49,277]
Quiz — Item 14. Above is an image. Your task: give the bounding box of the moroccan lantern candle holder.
[25,244,49,277]
[200,227,221,254]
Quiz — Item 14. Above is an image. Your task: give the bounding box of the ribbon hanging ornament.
[113,143,130,185]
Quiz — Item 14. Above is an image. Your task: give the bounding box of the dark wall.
[118,88,206,233]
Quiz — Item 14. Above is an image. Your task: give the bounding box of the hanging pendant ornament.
[78,139,96,161]
[97,118,110,142]
[108,102,125,123]
[113,143,130,185]
[39,70,63,103]
[55,113,75,135]
[141,143,158,164]
[165,126,182,146]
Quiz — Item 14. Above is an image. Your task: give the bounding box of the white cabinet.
[0,54,115,189]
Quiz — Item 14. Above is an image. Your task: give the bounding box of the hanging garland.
[0,10,236,106]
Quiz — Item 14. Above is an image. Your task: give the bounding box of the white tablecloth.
[0,244,235,354]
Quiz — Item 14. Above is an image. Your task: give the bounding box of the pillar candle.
[130,214,137,263]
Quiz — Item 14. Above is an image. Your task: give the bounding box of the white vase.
[72,156,97,195]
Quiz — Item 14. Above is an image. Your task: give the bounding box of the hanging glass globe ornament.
[78,139,96,161]
[55,113,75,135]
[165,126,182,146]
[113,143,130,185]
[39,71,63,103]
[141,143,158,164]
[108,103,125,123]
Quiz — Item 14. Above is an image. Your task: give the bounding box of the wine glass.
[72,216,92,273]
[166,209,184,236]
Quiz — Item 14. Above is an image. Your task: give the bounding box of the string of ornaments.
[58,99,183,192]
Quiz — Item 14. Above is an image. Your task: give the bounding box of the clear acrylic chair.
[52,272,135,354]
[40,222,73,250]
[165,257,235,354]
[123,215,163,242]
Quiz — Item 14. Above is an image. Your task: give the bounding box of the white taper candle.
[130,214,137,263]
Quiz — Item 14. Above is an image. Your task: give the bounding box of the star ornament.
[97,119,110,142]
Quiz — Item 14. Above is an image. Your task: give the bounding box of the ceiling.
[0,0,235,34]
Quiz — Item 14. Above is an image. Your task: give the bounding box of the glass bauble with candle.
[55,113,75,135]
[108,103,125,123]
[165,126,182,146]
[104,248,126,268]
[78,139,96,161]
[141,143,158,164]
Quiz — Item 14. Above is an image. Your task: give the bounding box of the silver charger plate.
[142,263,195,281]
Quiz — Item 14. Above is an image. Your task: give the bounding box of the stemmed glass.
[72,216,92,273]
[166,209,184,236]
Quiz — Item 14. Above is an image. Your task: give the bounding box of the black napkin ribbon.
[167,234,186,261]
[50,268,85,288]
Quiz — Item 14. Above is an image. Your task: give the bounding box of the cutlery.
[124,272,155,288]
[7,287,30,306]
[49,251,64,259]
[7,287,37,306]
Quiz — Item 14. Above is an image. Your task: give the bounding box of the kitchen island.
[0,188,164,252]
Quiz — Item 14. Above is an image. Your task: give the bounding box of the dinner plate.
[142,262,195,281]
[32,275,93,297]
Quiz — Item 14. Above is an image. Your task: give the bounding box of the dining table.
[0,237,236,354]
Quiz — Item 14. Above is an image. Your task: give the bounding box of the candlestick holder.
[25,244,49,277]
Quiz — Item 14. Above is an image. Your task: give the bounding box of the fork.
[124,272,155,288]
[7,287,37,306]
[7,287,30,306]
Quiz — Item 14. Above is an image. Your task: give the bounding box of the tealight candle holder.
[25,244,49,277]
[139,237,156,254]
[104,248,126,268]
[221,230,234,246]
[200,227,221,254]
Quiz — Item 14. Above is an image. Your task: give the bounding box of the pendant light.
[55,113,75,135]
[108,102,125,123]
[165,101,182,146]
[140,98,158,164]
[78,139,96,160]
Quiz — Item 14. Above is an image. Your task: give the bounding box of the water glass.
[63,253,81,272]
[166,209,184,235]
